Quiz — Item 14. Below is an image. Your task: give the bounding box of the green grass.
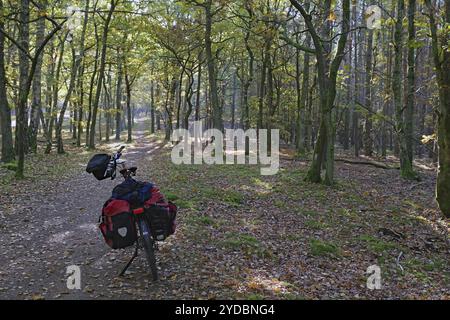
[198,187,244,206]
[305,219,327,230]
[310,239,341,257]
[403,257,447,273]
[358,234,400,253]
[220,232,270,257]
[186,215,217,227]
[295,209,319,217]
[164,191,180,201]
[2,161,18,172]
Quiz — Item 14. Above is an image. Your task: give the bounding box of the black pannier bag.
[86,154,111,180]
[145,205,173,241]
[99,199,137,249]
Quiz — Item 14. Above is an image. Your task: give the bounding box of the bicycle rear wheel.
[138,219,158,281]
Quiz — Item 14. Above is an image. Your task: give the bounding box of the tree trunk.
[405,0,416,164]
[56,47,78,154]
[184,73,195,129]
[150,80,155,133]
[88,0,117,149]
[125,73,132,143]
[0,0,14,163]
[115,49,123,140]
[300,33,311,152]
[291,0,350,185]
[46,32,68,154]
[195,52,202,122]
[86,20,100,146]
[393,0,415,178]
[425,0,450,217]
[363,28,374,156]
[29,1,46,153]
[242,4,254,131]
[16,0,30,176]
[231,70,237,129]
[204,0,223,131]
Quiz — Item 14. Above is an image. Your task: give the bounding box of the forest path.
[0,119,181,299]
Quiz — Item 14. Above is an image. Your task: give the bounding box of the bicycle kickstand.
[119,242,139,276]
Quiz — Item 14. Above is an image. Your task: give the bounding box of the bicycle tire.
[138,219,158,281]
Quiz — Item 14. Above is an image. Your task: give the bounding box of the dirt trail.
[0,120,178,299]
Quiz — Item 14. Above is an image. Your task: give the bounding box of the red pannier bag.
[144,187,177,240]
[99,199,137,249]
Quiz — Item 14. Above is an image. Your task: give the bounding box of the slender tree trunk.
[0,0,14,162]
[56,46,77,154]
[299,33,311,152]
[16,0,30,176]
[363,28,374,156]
[46,32,68,154]
[115,49,123,140]
[258,46,269,130]
[393,0,415,178]
[231,70,237,129]
[104,68,111,142]
[86,21,100,146]
[242,4,254,131]
[195,52,202,122]
[88,0,117,149]
[176,68,185,129]
[295,43,304,152]
[150,80,155,133]
[29,1,46,153]
[204,0,223,131]
[184,73,195,129]
[125,72,132,143]
[405,0,416,165]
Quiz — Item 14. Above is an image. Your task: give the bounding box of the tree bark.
[29,1,46,153]
[363,27,374,156]
[45,32,68,154]
[204,0,223,131]
[56,46,78,154]
[393,0,415,178]
[150,80,155,133]
[88,0,117,149]
[115,49,123,140]
[425,0,450,217]
[0,0,14,163]
[405,0,416,165]
[125,72,132,143]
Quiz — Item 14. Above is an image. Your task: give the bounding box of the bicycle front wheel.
[138,219,158,281]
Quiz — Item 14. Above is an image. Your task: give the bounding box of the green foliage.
[305,219,327,230]
[186,215,217,227]
[310,239,341,257]
[2,161,18,172]
[357,234,400,253]
[221,232,271,257]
